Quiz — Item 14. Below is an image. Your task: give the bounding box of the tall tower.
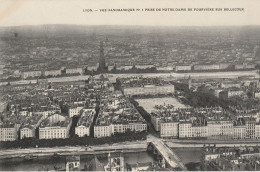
[98,41,108,73]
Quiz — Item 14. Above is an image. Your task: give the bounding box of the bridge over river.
[148,139,187,170]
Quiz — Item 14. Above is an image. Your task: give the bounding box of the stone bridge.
[148,140,187,170]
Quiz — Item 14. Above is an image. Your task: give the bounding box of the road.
[147,135,186,169]
[0,140,147,159]
[153,140,186,170]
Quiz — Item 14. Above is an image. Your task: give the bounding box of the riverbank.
[2,137,260,160]
[0,140,147,160]
[166,139,260,148]
[1,70,258,86]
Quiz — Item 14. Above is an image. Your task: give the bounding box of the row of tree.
[0,130,147,149]
[172,81,259,110]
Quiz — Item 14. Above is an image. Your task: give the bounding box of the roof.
[87,155,104,171]
[109,152,122,158]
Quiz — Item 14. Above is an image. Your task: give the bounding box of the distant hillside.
[0,24,260,38]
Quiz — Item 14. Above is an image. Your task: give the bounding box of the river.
[3,70,258,86]
[172,148,201,164]
[0,148,202,171]
[0,151,155,171]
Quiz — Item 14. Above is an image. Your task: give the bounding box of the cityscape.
[0,25,260,171]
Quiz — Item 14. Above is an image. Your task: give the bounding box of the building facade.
[160,122,179,138]
[39,114,71,139]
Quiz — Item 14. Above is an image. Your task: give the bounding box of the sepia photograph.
[0,0,260,171]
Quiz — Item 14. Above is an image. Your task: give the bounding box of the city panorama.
[0,25,260,171]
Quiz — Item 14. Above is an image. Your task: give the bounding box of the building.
[207,120,222,137]
[233,125,246,139]
[194,64,220,71]
[43,69,61,76]
[111,123,147,134]
[126,162,152,172]
[175,65,192,72]
[179,122,192,138]
[85,155,104,171]
[20,114,44,139]
[255,124,260,139]
[65,156,80,172]
[245,118,256,139]
[219,63,230,70]
[123,84,175,96]
[219,90,245,100]
[201,144,220,162]
[21,70,42,79]
[117,65,132,71]
[39,114,72,139]
[151,115,161,132]
[160,122,179,138]
[255,91,260,98]
[108,65,115,71]
[117,77,175,96]
[0,102,7,113]
[201,145,260,171]
[104,153,124,171]
[135,64,155,69]
[234,64,244,70]
[69,106,84,118]
[235,63,256,70]
[66,68,83,75]
[156,66,173,71]
[87,65,98,71]
[221,82,241,89]
[0,123,20,141]
[179,120,209,139]
[192,124,208,138]
[34,105,61,119]
[210,89,223,98]
[94,94,147,138]
[245,63,255,69]
[75,109,95,137]
[94,125,112,138]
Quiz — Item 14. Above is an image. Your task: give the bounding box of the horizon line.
[1,24,260,28]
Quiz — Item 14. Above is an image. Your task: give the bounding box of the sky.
[0,0,260,27]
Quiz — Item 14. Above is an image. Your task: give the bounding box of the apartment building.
[39,114,72,139]
[69,106,84,118]
[0,124,20,141]
[179,122,192,138]
[66,68,83,75]
[20,114,44,139]
[21,70,42,79]
[75,109,95,137]
[43,69,61,76]
[160,122,179,138]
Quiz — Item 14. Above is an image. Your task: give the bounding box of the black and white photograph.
[0,0,260,171]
